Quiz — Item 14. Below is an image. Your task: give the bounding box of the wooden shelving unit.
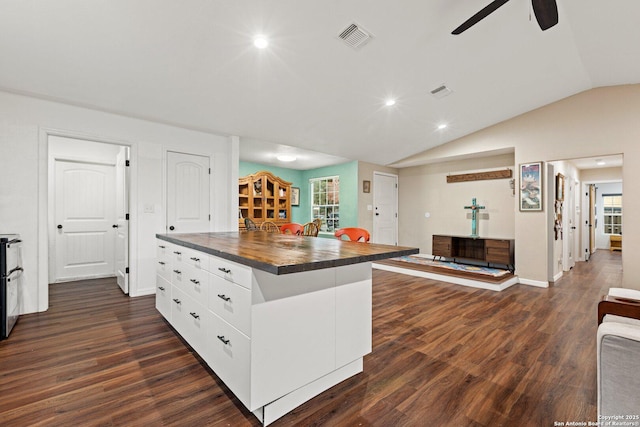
[239,171,291,229]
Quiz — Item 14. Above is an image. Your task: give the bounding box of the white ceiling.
[1,1,638,169]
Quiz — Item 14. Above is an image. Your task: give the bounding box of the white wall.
[398,153,515,254]
[0,91,238,314]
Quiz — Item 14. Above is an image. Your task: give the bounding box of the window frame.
[602,193,622,235]
[309,175,340,233]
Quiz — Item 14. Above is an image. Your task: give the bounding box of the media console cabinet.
[432,234,515,271]
[156,232,417,425]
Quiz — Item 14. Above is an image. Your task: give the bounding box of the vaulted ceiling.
[1,1,638,168]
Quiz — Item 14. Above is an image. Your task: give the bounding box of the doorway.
[372,172,398,245]
[48,136,130,293]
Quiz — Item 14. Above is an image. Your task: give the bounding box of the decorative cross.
[464,198,485,237]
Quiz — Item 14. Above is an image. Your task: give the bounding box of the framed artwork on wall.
[291,187,300,206]
[519,162,543,212]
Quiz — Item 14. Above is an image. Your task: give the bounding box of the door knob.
[169,225,175,231]
[112,224,119,228]
[57,224,63,229]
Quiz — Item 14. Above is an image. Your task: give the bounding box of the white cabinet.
[208,274,251,337]
[155,238,372,426]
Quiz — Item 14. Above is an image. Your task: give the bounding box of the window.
[310,176,340,232]
[603,194,622,234]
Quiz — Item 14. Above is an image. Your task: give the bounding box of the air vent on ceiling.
[338,22,372,49]
[430,84,453,99]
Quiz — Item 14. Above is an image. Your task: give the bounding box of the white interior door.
[167,151,210,233]
[115,147,129,294]
[372,172,398,245]
[563,178,576,271]
[55,160,116,281]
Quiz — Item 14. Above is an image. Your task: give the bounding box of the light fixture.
[277,155,296,162]
[385,99,396,107]
[253,35,268,49]
[596,159,606,166]
[437,123,448,130]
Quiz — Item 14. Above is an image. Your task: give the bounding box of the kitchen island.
[155,232,417,425]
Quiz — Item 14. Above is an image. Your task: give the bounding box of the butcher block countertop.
[157,232,418,275]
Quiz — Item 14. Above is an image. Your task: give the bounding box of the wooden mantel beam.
[447,169,512,183]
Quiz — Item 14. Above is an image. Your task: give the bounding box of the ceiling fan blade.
[532,0,558,31]
[452,0,511,35]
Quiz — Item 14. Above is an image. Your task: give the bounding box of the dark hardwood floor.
[0,251,621,426]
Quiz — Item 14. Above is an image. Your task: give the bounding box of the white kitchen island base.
[156,233,417,425]
[254,358,363,426]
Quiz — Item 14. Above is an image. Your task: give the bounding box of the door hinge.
[125,160,130,167]
[125,267,129,274]
[396,183,398,188]
[209,168,211,174]
[209,214,211,221]
[126,213,129,220]
[395,213,398,218]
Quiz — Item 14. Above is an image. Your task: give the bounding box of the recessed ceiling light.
[385,99,396,107]
[277,155,296,162]
[253,36,268,49]
[437,123,448,130]
[596,159,606,166]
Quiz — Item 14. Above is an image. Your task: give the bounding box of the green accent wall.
[239,160,359,235]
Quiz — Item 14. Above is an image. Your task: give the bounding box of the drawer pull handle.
[159,245,166,249]
[218,267,231,274]
[217,294,231,302]
[158,286,165,291]
[172,298,181,305]
[158,261,165,265]
[173,251,182,255]
[190,257,200,262]
[173,269,181,274]
[217,335,230,345]
[190,279,200,285]
[190,312,200,319]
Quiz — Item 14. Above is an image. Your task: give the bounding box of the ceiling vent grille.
[430,85,453,99]
[338,23,372,49]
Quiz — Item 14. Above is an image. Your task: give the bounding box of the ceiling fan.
[452,0,558,35]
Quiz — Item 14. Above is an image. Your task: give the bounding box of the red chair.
[334,227,370,242]
[280,223,304,235]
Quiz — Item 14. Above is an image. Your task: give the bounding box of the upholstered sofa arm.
[598,294,640,324]
[597,321,640,418]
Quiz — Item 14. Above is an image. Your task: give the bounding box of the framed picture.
[363,180,371,193]
[519,162,543,212]
[556,173,565,201]
[291,187,300,206]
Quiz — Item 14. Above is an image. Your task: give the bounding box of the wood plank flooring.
[0,251,621,426]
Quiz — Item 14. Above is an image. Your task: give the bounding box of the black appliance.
[1,235,22,340]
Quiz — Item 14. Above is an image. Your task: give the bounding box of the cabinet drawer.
[179,246,210,272]
[209,256,252,290]
[155,275,172,321]
[432,235,453,257]
[173,264,208,302]
[485,239,510,249]
[170,287,206,355]
[203,311,251,409]
[157,241,173,262]
[209,274,251,337]
[157,258,172,282]
[485,248,511,264]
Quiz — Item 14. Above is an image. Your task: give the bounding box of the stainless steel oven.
[1,234,22,340]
